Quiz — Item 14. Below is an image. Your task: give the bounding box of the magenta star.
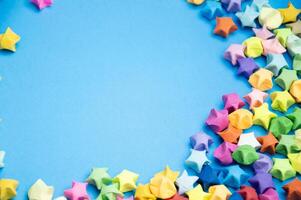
[252,25,274,40]
[31,0,52,10]
[224,44,246,65]
[205,109,229,132]
[262,38,286,55]
[222,93,245,113]
[64,181,90,200]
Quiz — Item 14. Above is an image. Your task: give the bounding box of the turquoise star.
[251,0,270,11]
[236,6,259,28]
[222,165,248,189]
[201,1,224,20]
[185,149,209,173]
[265,54,288,76]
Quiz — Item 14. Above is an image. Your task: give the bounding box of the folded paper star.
[205,109,229,132]
[176,170,198,194]
[236,6,259,28]
[257,132,278,154]
[222,165,248,188]
[259,7,282,30]
[286,34,301,57]
[155,166,179,182]
[208,185,232,200]
[185,149,209,173]
[265,53,288,76]
[31,0,52,10]
[190,132,213,152]
[201,1,224,20]
[232,145,259,165]
[283,178,301,200]
[287,107,301,130]
[248,172,274,194]
[222,93,245,113]
[293,54,301,73]
[262,38,286,55]
[224,44,246,66]
[214,17,238,38]
[185,184,209,200]
[97,183,122,200]
[252,153,273,173]
[135,184,156,200]
[288,153,301,174]
[28,179,54,200]
[87,168,112,190]
[0,151,5,168]
[279,2,301,24]
[64,181,90,200]
[271,158,296,181]
[290,80,301,103]
[237,132,261,149]
[218,124,242,144]
[214,142,237,165]
[251,0,270,11]
[286,20,301,36]
[242,37,263,58]
[244,88,268,108]
[238,186,259,200]
[270,90,295,112]
[274,28,293,47]
[252,103,277,130]
[237,57,259,78]
[228,109,253,130]
[0,27,21,52]
[258,188,279,200]
[199,164,224,188]
[276,135,301,155]
[221,0,242,13]
[248,69,273,91]
[0,179,19,200]
[113,170,139,193]
[269,116,293,138]
[228,192,243,200]
[253,25,274,40]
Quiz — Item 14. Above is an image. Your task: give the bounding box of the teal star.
[87,168,112,190]
[222,165,248,189]
[251,0,270,11]
[276,135,301,155]
[236,6,259,28]
[275,68,298,90]
[287,107,301,130]
[265,53,288,76]
[185,149,209,173]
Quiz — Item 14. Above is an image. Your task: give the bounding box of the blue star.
[228,192,244,200]
[201,1,224,20]
[185,149,209,173]
[175,170,199,195]
[198,164,224,189]
[236,6,259,28]
[221,165,248,188]
[265,53,288,76]
[251,0,270,11]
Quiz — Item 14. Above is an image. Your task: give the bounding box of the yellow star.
[186,184,210,200]
[0,27,21,52]
[155,166,179,182]
[279,2,301,24]
[208,185,231,200]
[252,103,277,130]
[270,91,295,113]
[0,179,19,200]
[288,152,301,173]
[113,169,139,193]
[135,184,156,200]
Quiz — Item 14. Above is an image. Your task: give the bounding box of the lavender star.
[248,172,275,194]
[237,58,259,78]
[190,132,213,152]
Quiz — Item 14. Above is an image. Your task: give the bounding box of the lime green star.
[87,168,112,190]
[269,116,293,138]
[276,135,300,155]
[274,28,293,47]
[113,169,139,192]
[270,158,296,181]
[270,91,295,112]
[97,183,122,200]
[288,152,301,173]
[252,103,277,129]
[287,107,301,130]
[275,68,298,90]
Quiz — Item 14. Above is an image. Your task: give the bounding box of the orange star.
[214,17,238,38]
[282,178,301,200]
[257,132,279,154]
[218,124,242,144]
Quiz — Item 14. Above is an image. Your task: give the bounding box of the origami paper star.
[237,132,261,149]
[0,151,5,168]
[232,145,259,165]
[185,184,209,200]
[286,20,301,36]
[276,135,300,155]
[87,168,112,190]
[274,28,293,47]
[175,170,198,195]
[296,130,301,148]
[205,109,229,132]
[252,103,277,130]
[221,0,242,13]
[258,188,279,200]
[279,2,301,24]
[228,192,243,200]
[259,7,282,30]
[283,178,301,200]
[31,0,52,10]
[293,54,301,73]
[199,164,225,190]
[286,34,301,57]
[222,93,245,113]
[237,57,259,78]
[224,44,246,65]
[269,116,293,138]
[155,166,179,182]
[228,109,253,130]
[201,1,224,20]
[253,25,274,40]
[257,132,278,154]
[238,186,259,200]
[190,132,213,152]
[290,80,301,103]
[214,17,238,38]
[288,153,301,174]
[64,181,90,200]
[243,37,263,58]
[214,142,237,165]
[135,184,156,200]
[248,69,273,91]
[0,179,19,200]
[187,0,205,6]
[244,88,268,108]
[270,158,296,181]
[262,38,286,55]
[97,183,122,200]
[236,6,259,28]
[185,149,209,173]
[208,185,232,200]
[265,53,288,76]
[113,169,139,192]
[0,27,21,52]
[218,124,242,144]
[250,0,270,11]
[222,165,248,188]
[287,107,301,130]
[270,91,295,112]
[28,179,54,200]
[252,153,273,173]
[248,172,274,194]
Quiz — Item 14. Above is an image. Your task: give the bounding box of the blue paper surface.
[0,0,300,199]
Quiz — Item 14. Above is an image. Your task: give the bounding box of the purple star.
[237,57,259,78]
[224,44,246,65]
[190,132,213,152]
[248,172,275,194]
[205,109,229,132]
[222,0,242,13]
[222,93,245,113]
[252,153,273,173]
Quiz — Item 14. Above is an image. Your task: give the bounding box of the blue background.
[0,0,300,199]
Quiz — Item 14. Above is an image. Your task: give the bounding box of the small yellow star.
[270,91,295,113]
[155,166,179,182]
[0,27,21,52]
[113,169,139,193]
[208,185,231,200]
[135,184,156,200]
[279,2,301,24]
[252,103,277,129]
[186,184,209,200]
[0,179,19,200]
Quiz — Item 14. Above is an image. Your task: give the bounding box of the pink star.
[205,109,229,132]
[244,88,268,109]
[252,25,274,40]
[222,93,245,113]
[224,44,246,65]
[31,0,52,10]
[262,38,286,55]
[64,181,90,200]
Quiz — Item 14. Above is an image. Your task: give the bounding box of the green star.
[275,68,298,90]
[274,28,293,47]
[96,183,122,200]
[87,168,112,190]
[293,54,301,74]
[271,158,296,181]
[275,135,301,155]
[269,116,293,138]
[287,107,301,130]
